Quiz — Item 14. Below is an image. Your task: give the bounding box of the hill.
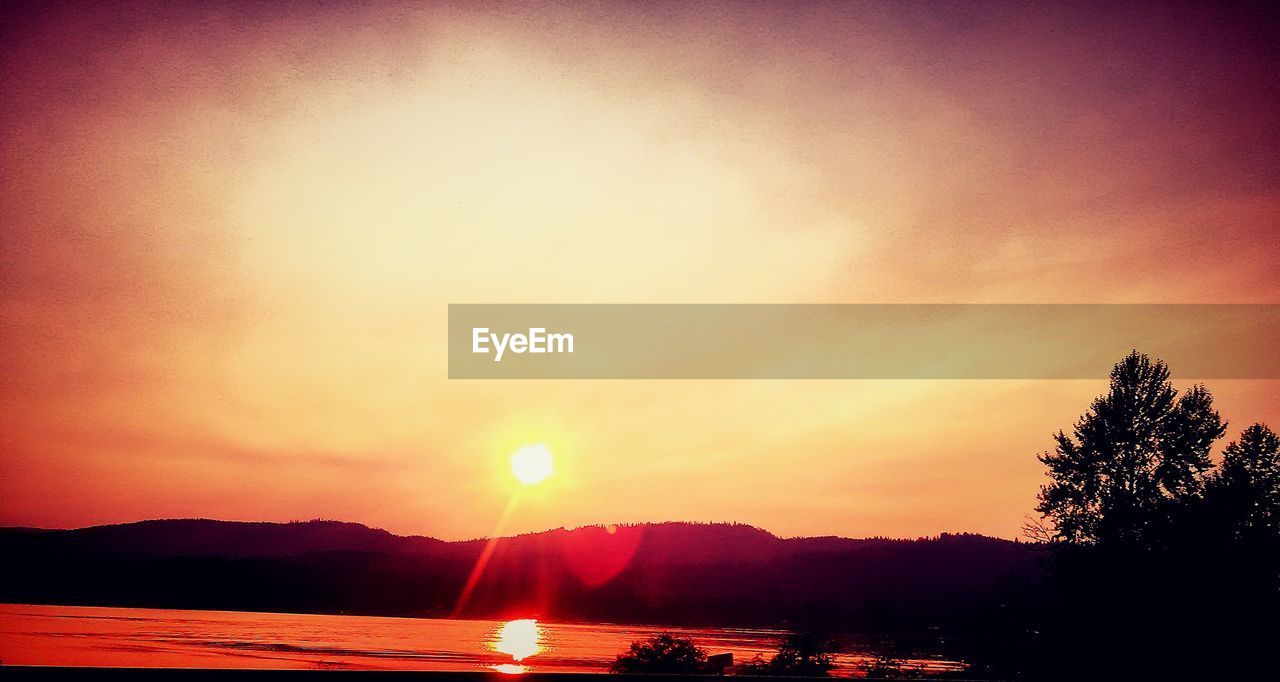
[0,519,1043,635]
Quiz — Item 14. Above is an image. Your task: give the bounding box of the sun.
[510,444,554,486]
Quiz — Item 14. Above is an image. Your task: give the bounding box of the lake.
[0,603,964,676]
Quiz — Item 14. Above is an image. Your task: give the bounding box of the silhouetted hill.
[0,519,1043,638]
[0,519,444,559]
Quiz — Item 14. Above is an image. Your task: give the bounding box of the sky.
[2,1,1278,540]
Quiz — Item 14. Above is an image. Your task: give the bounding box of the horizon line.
[0,515,1028,545]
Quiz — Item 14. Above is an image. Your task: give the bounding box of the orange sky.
[2,1,1278,540]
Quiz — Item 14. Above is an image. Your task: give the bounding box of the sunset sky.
[2,1,1278,541]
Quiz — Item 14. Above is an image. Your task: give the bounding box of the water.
[0,603,963,676]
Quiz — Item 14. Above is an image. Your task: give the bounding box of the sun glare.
[510,444,554,486]
[493,618,543,661]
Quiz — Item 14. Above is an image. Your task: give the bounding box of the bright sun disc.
[510,444,553,486]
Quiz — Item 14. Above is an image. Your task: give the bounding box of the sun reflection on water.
[488,619,543,674]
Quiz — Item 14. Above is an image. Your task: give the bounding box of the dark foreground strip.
[0,669,694,681]
[0,668,990,681]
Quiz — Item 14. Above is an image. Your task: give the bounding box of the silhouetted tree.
[739,632,835,676]
[1027,352,1280,679]
[1207,423,1280,547]
[1035,351,1225,549]
[611,633,707,674]
[1197,422,1280,604]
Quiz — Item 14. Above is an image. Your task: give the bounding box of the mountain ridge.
[0,517,1043,638]
[0,517,1016,550]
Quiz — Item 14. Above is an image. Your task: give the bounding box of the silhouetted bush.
[610,633,707,674]
[739,632,835,676]
[858,654,926,679]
